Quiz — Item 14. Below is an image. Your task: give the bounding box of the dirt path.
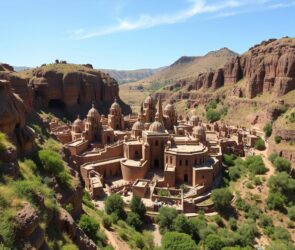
[102,227,130,250]
[151,223,161,247]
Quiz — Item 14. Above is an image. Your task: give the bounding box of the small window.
[155,141,159,146]
[202,175,204,179]
[170,156,172,164]
[185,160,188,166]
[166,156,168,162]
[179,159,182,166]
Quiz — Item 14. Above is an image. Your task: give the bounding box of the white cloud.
[69,0,273,39]
[268,1,295,9]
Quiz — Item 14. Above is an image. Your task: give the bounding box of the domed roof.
[149,114,165,133]
[164,103,175,112]
[110,98,121,111]
[190,115,199,122]
[132,120,144,131]
[87,104,100,118]
[193,125,205,135]
[73,115,83,127]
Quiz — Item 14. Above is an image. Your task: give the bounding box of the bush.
[158,189,170,197]
[267,172,295,195]
[289,112,295,123]
[206,109,221,122]
[129,196,146,219]
[223,154,236,167]
[104,194,125,219]
[273,157,291,173]
[268,153,279,164]
[82,191,94,209]
[259,214,273,228]
[65,203,73,214]
[266,192,286,210]
[229,217,237,231]
[173,214,192,235]
[38,149,64,174]
[246,206,261,220]
[264,123,273,138]
[245,155,267,174]
[237,220,258,246]
[134,234,145,249]
[211,188,232,210]
[254,138,266,150]
[270,227,291,241]
[162,232,198,250]
[204,234,224,250]
[206,100,217,111]
[288,206,295,221]
[79,214,99,241]
[61,244,78,250]
[275,135,281,144]
[102,215,112,229]
[266,240,295,250]
[126,212,143,230]
[228,166,241,181]
[235,196,250,212]
[156,207,178,232]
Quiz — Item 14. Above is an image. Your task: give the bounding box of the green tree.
[211,188,233,210]
[129,196,146,219]
[266,240,295,250]
[275,135,282,144]
[254,138,266,150]
[206,109,221,122]
[245,155,267,174]
[204,234,224,250]
[273,157,291,173]
[156,206,178,232]
[288,206,295,221]
[263,123,273,138]
[104,194,125,219]
[268,153,279,164]
[126,212,143,230]
[173,214,192,235]
[268,172,295,195]
[102,215,112,229]
[78,214,99,241]
[266,192,286,210]
[162,232,198,250]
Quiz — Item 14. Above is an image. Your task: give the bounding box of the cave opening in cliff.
[48,99,66,109]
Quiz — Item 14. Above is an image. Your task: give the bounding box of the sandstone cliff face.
[29,65,131,115]
[163,38,295,99]
[0,79,34,154]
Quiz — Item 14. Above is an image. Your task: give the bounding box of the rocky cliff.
[164,38,295,99]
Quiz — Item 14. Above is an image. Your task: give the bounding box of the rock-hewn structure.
[164,38,295,99]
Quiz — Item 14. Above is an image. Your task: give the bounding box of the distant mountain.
[100,67,164,84]
[145,48,238,85]
[13,66,31,72]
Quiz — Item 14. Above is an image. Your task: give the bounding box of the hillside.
[100,67,163,84]
[120,47,237,113]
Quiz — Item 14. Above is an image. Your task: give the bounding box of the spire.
[156,96,163,123]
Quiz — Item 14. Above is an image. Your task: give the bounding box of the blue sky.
[1,0,295,70]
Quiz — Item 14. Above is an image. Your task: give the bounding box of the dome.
[149,120,165,133]
[193,125,205,135]
[110,99,121,111]
[132,120,144,131]
[164,103,174,112]
[72,116,84,131]
[190,115,199,122]
[87,104,100,118]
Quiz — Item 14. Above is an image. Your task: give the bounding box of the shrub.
[173,214,192,235]
[204,234,224,250]
[0,132,14,151]
[246,206,261,220]
[134,234,145,249]
[102,215,112,229]
[158,189,170,197]
[156,206,178,232]
[268,153,279,163]
[254,138,266,150]
[235,196,250,212]
[206,100,217,111]
[65,203,73,214]
[273,157,291,173]
[79,214,99,241]
[263,123,273,138]
[228,217,237,231]
[61,244,78,250]
[288,206,295,221]
[266,192,286,210]
[237,220,258,246]
[104,194,125,219]
[259,214,273,228]
[129,196,146,219]
[211,188,232,210]
[162,232,198,250]
[275,135,281,144]
[245,155,267,174]
[206,109,221,122]
[82,191,94,209]
[270,227,291,241]
[228,166,241,181]
[126,212,143,230]
[223,154,236,166]
[266,240,295,250]
[268,172,295,195]
[289,112,295,123]
[38,149,64,174]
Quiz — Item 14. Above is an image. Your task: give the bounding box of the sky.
[0,0,295,70]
